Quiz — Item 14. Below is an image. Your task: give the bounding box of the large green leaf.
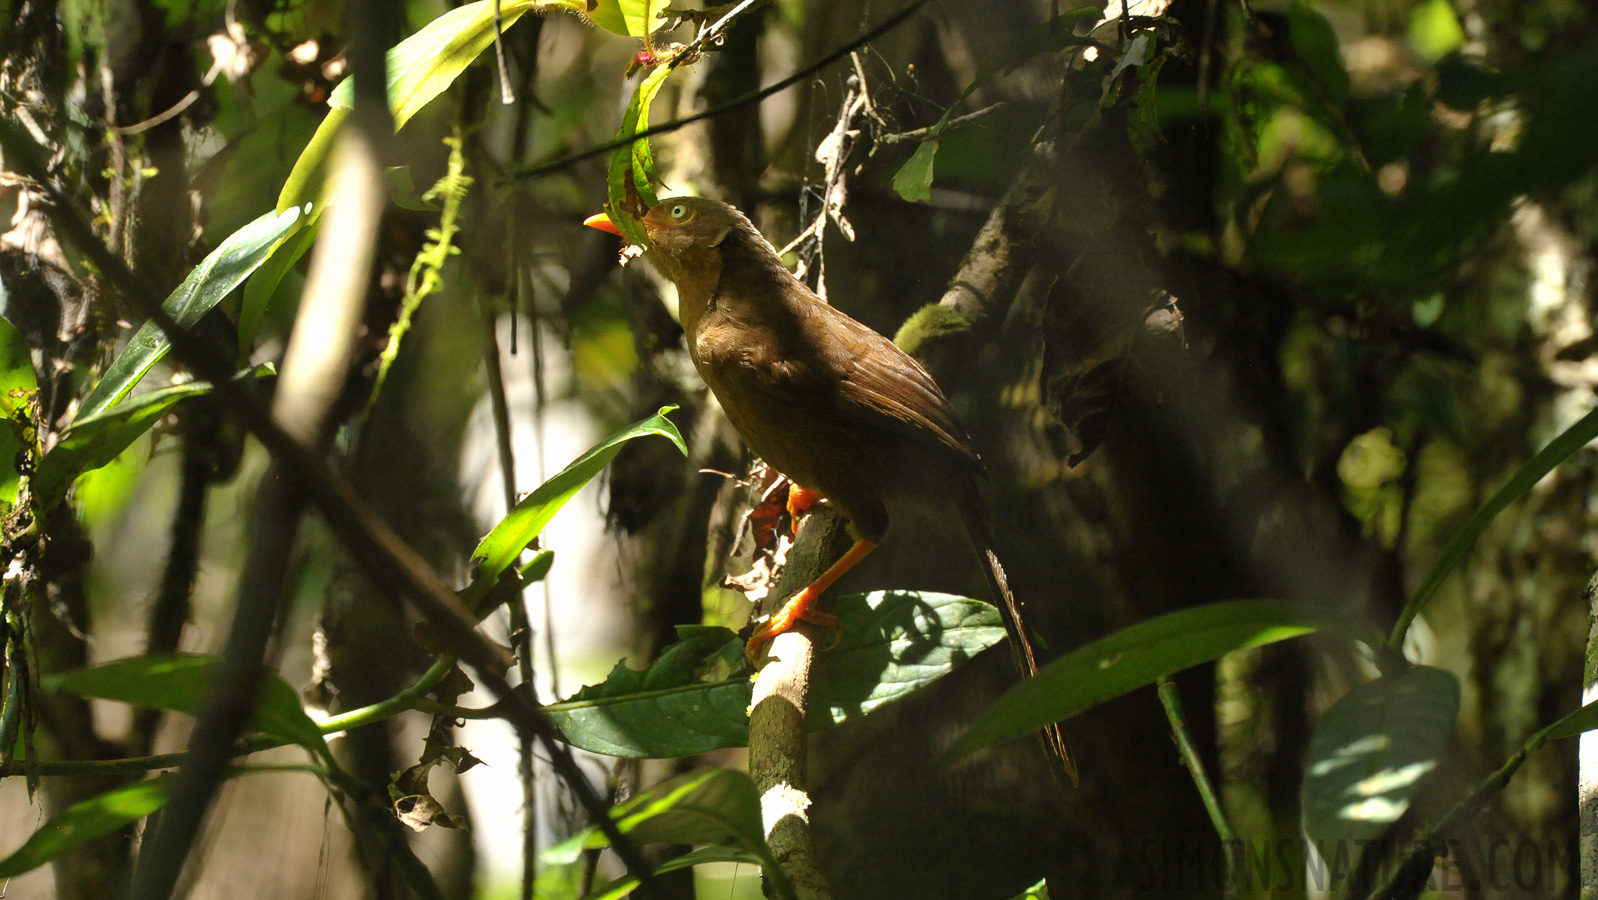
[542,768,793,900]
[46,654,327,756]
[459,407,684,610]
[605,65,673,245]
[578,846,765,900]
[544,591,1006,758]
[1389,405,1598,649]
[0,776,172,877]
[282,0,583,213]
[812,589,1006,725]
[1301,667,1459,845]
[0,314,37,505]
[544,626,751,758]
[33,367,272,512]
[76,207,303,420]
[588,0,667,37]
[948,599,1320,760]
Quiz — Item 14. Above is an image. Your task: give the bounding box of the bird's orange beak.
[583,212,624,236]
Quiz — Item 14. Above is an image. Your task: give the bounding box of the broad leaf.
[541,768,792,899]
[0,314,37,505]
[1390,406,1598,648]
[33,367,272,512]
[605,65,674,244]
[588,0,667,37]
[1301,667,1459,844]
[1286,3,1349,105]
[77,207,303,419]
[812,589,1006,725]
[544,626,750,758]
[460,407,684,610]
[545,592,1006,758]
[283,0,583,213]
[579,846,766,900]
[893,141,939,203]
[0,776,172,877]
[949,599,1319,760]
[46,654,327,755]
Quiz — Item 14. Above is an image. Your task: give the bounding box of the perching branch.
[748,510,851,900]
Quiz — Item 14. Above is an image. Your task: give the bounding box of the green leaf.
[541,768,793,900]
[239,218,320,356]
[460,407,684,610]
[280,0,585,213]
[1407,0,1465,63]
[77,207,303,420]
[892,141,939,203]
[33,368,272,513]
[1286,3,1349,105]
[605,65,674,244]
[1537,700,1598,741]
[1301,667,1459,845]
[0,776,172,877]
[46,654,328,755]
[0,314,38,506]
[1390,406,1598,649]
[948,599,1319,760]
[545,591,1006,758]
[588,0,666,37]
[578,846,766,900]
[812,589,1007,725]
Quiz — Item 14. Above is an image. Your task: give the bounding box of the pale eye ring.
[669,203,689,220]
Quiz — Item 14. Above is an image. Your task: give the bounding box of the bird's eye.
[669,204,689,220]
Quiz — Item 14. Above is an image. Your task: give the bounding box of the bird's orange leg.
[747,537,878,665]
[785,484,824,534]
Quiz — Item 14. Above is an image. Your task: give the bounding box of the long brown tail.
[957,492,1078,785]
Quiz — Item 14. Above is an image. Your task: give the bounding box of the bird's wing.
[807,303,983,468]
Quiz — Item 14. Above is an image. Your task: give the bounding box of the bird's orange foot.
[785,484,824,535]
[745,586,842,665]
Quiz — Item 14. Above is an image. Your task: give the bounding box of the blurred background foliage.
[1,0,1596,896]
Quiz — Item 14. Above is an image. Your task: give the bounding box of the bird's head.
[583,196,736,274]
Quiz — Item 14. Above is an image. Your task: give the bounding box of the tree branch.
[748,510,851,900]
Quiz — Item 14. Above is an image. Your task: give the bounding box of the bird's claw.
[785,484,825,535]
[745,588,841,665]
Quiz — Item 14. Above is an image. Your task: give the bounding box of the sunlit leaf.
[541,768,793,899]
[1537,700,1598,741]
[893,141,939,203]
[46,654,328,755]
[1407,0,1465,63]
[460,408,684,610]
[948,600,1320,760]
[578,846,765,900]
[0,314,37,505]
[0,777,172,877]
[280,0,585,213]
[545,592,1006,758]
[588,0,667,37]
[1301,667,1459,844]
[812,590,1006,725]
[605,65,674,244]
[77,207,303,419]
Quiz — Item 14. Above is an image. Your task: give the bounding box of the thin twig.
[878,102,1006,144]
[494,0,516,105]
[510,0,931,182]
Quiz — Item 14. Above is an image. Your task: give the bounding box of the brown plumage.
[587,197,1074,782]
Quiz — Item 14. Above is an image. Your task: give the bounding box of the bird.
[586,196,1074,781]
